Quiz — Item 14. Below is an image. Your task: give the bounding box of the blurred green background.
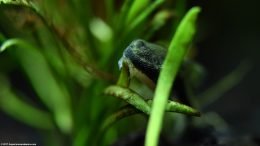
[0,0,259,145]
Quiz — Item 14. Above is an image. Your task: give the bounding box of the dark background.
[192,0,260,135]
[1,0,260,143]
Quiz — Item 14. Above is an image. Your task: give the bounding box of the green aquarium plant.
[0,0,248,146]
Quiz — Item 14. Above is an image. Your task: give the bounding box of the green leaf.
[96,105,140,145]
[126,0,150,24]
[105,85,151,115]
[115,0,135,35]
[0,38,73,134]
[0,38,23,52]
[144,10,172,39]
[96,95,200,145]
[0,0,40,13]
[104,84,200,126]
[126,0,164,35]
[0,0,30,6]
[147,100,200,116]
[0,75,54,129]
[145,7,201,146]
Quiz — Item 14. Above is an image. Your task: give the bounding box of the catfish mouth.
[118,54,125,69]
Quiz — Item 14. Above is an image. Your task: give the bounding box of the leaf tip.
[192,6,201,13]
[188,6,201,20]
[0,45,7,52]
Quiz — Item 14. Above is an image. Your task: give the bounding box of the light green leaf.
[0,38,23,52]
[0,0,40,12]
[0,0,30,6]
[145,7,201,146]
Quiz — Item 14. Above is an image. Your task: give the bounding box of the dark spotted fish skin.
[121,39,167,83]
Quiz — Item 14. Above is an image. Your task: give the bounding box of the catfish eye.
[134,40,145,48]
